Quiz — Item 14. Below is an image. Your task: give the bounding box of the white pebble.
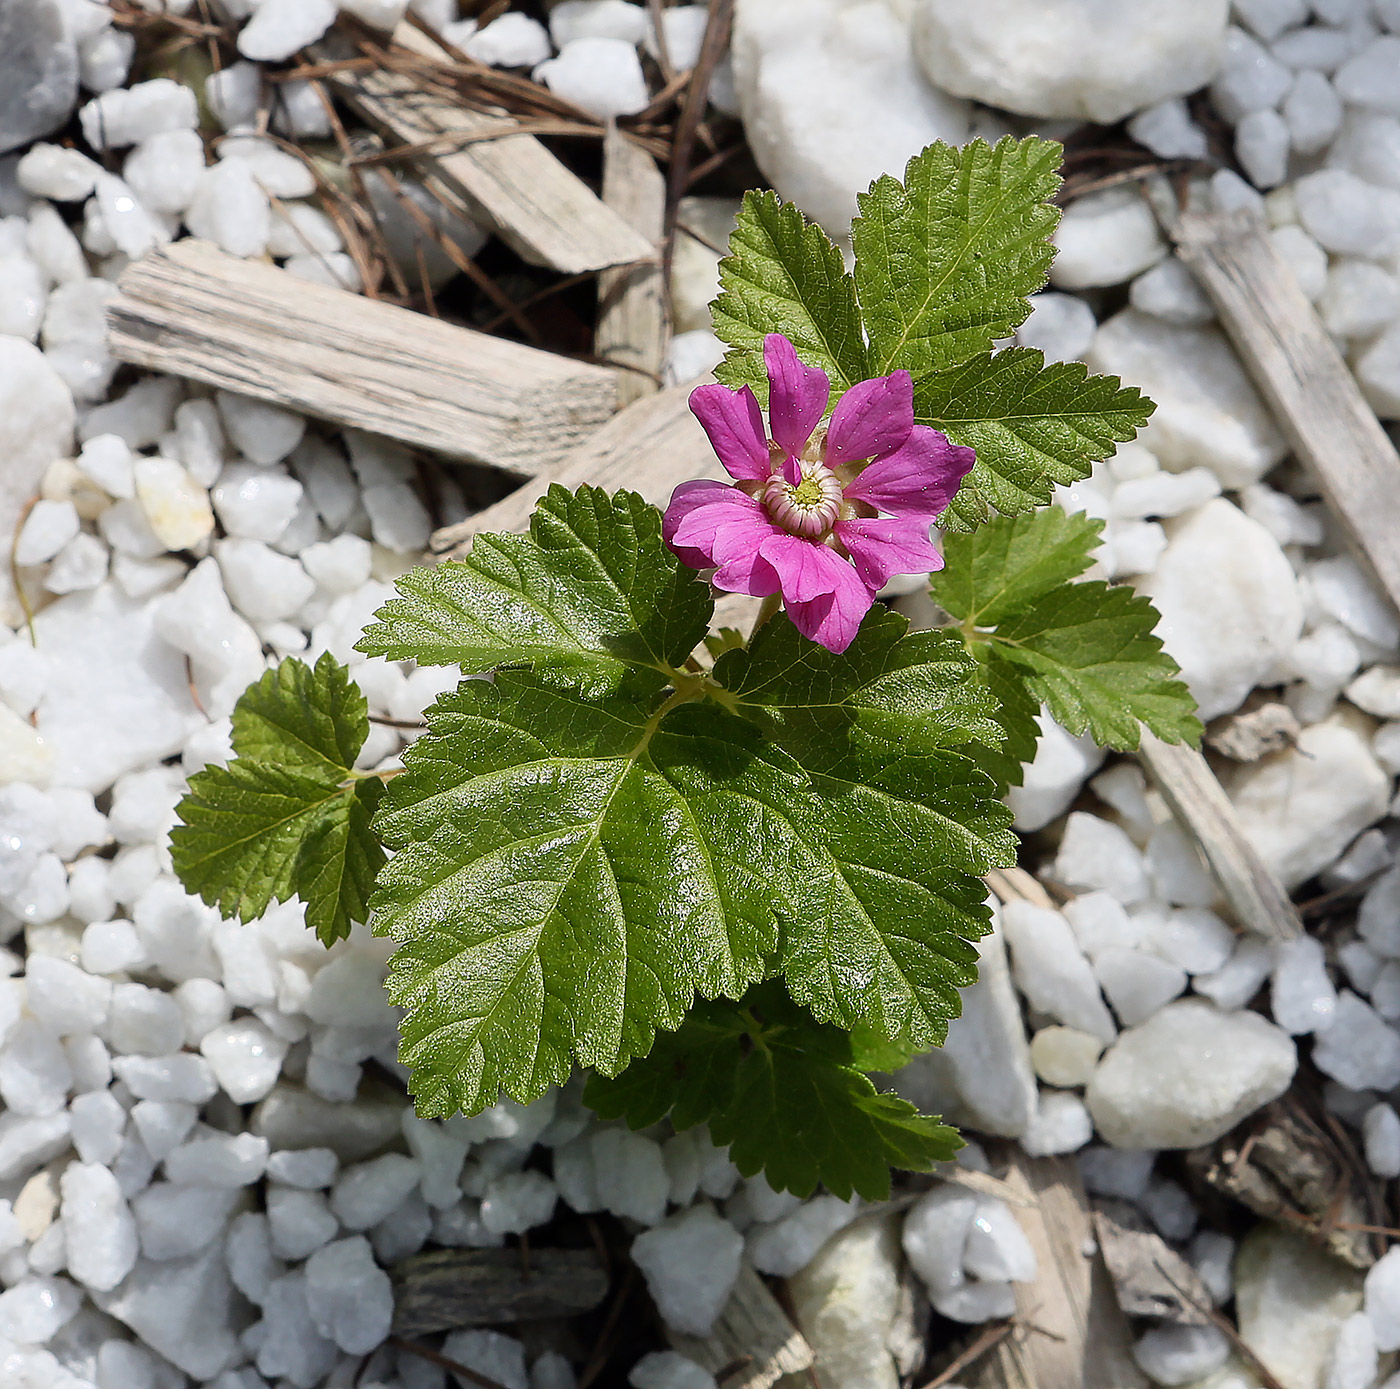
[481,1171,558,1235]
[304,1235,393,1354]
[1283,69,1343,154]
[166,1132,269,1187]
[1312,991,1400,1092]
[79,80,199,151]
[0,1274,82,1344]
[551,1,650,46]
[331,1153,422,1231]
[1236,106,1291,188]
[631,1206,743,1337]
[534,38,650,119]
[15,499,79,566]
[1270,934,1338,1035]
[123,129,205,216]
[1053,812,1150,903]
[1015,291,1097,362]
[267,1186,339,1260]
[1127,98,1208,159]
[60,1162,138,1292]
[466,14,552,66]
[747,1194,860,1277]
[1364,1103,1400,1178]
[200,1018,288,1104]
[1020,1090,1094,1156]
[1133,1323,1230,1385]
[1335,35,1400,115]
[211,462,304,542]
[237,0,339,62]
[441,1330,528,1389]
[17,144,100,202]
[185,161,271,259]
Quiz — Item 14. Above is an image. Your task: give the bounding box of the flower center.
[763,462,843,538]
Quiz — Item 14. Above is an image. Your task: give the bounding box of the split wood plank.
[1138,733,1302,942]
[428,378,764,631]
[1175,207,1400,617]
[972,1151,1147,1389]
[597,123,669,406]
[431,377,716,553]
[327,22,652,275]
[668,1261,813,1389]
[106,239,616,476]
[391,1247,608,1335]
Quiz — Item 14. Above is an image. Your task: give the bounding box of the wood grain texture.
[1175,208,1400,616]
[669,1261,813,1389]
[107,240,616,477]
[973,1152,1147,1389]
[597,124,669,406]
[431,378,718,552]
[330,22,652,274]
[391,1247,608,1335]
[1138,733,1302,942]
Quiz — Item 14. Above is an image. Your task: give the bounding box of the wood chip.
[1091,1201,1212,1325]
[972,1151,1147,1389]
[597,124,668,407]
[107,239,616,477]
[1174,207,1400,618]
[430,378,717,554]
[391,1247,609,1335]
[1206,701,1302,762]
[1187,1099,1378,1270]
[328,23,653,275]
[1138,732,1302,942]
[668,1261,813,1389]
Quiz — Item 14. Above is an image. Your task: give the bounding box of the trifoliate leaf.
[586,985,960,1200]
[714,611,1015,1047]
[934,508,1201,750]
[370,672,818,1118]
[356,486,712,697]
[170,654,386,945]
[914,349,1155,530]
[713,607,1004,759]
[854,136,1062,377]
[712,189,869,404]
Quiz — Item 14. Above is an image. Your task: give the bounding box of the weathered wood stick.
[668,1261,813,1389]
[430,378,716,553]
[1175,208,1400,616]
[391,1247,608,1335]
[329,23,652,275]
[597,124,669,407]
[1138,733,1302,942]
[106,240,616,477]
[973,1151,1147,1389]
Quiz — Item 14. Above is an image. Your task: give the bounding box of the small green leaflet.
[714,612,1016,1047]
[916,349,1156,530]
[170,654,386,945]
[854,136,1062,377]
[932,507,1201,750]
[712,189,869,405]
[356,487,712,697]
[371,672,816,1117]
[586,985,960,1200]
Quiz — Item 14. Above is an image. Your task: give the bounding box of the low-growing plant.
[171,137,1200,1200]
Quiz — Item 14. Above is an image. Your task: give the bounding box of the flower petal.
[689,383,771,481]
[713,547,783,597]
[825,369,913,466]
[842,425,976,521]
[764,334,829,455]
[664,481,772,569]
[788,566,876,653]
[835,515,944,591]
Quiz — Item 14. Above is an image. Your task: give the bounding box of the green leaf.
[713,607,1004,760]
[170,654,386,945]
[929,504,1103,628]
[586,985,960,1200]
[854,136,1062,377]
[914,349,1155,530]
[714,611,1015,1047]
[988,581,1202,749]
[934,508,1201,751]
[712,189,869,404]
[370,672,818,1118]
[966,646,1043,793]
[356,487,712,697]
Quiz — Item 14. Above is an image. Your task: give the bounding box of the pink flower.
[664,334,976,653]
